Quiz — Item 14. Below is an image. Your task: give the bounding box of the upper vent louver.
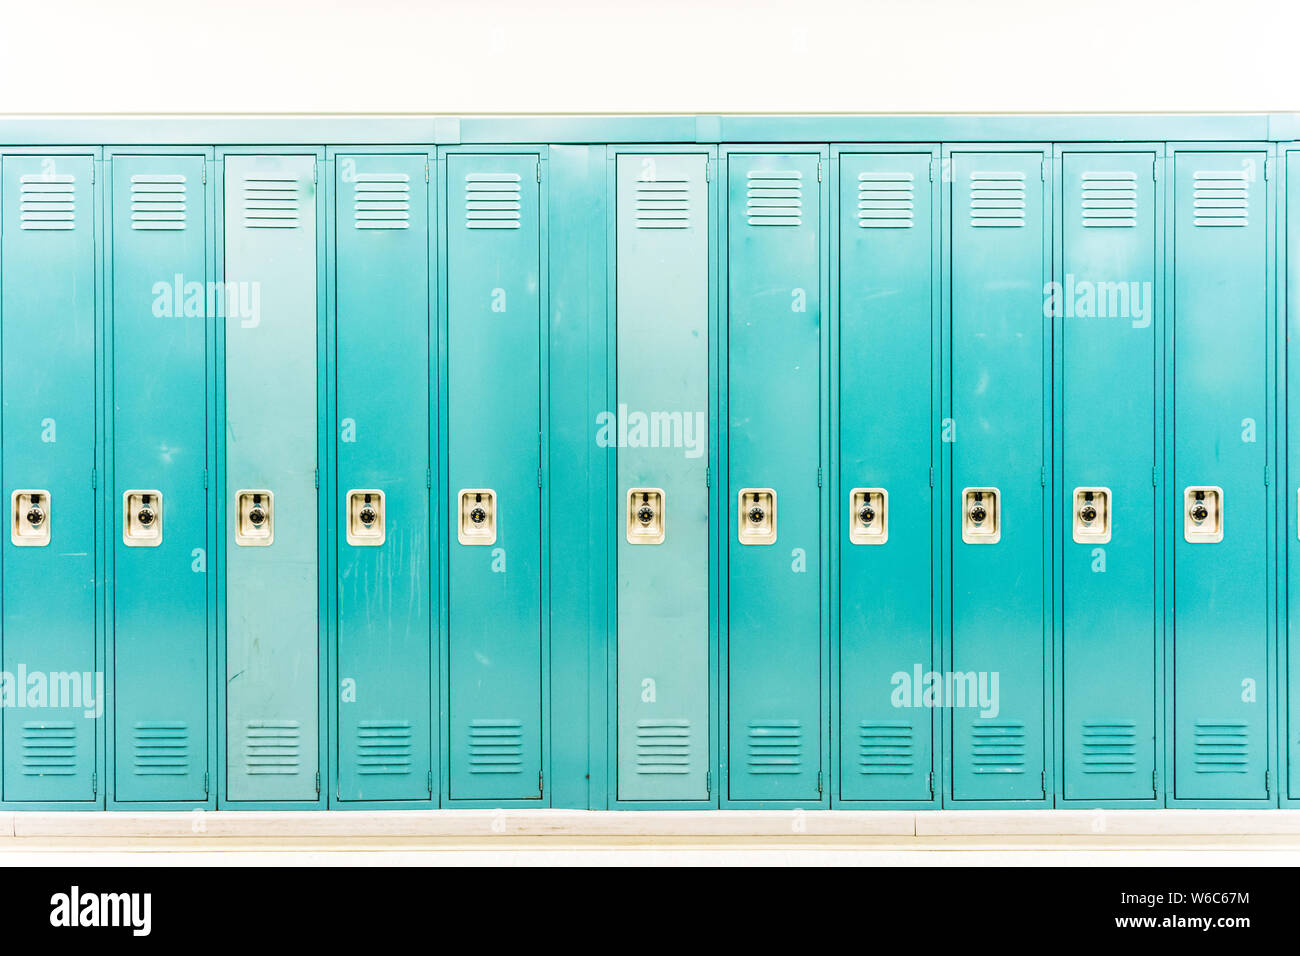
[243,176,300,229]
[1192,169,1250,227]
[19,174,76,230]
[634,178,690,229]
[1081,171,1138,228]
[969,170,1026,227]
[465,172,522,229]
[857,171,914,228]
[354,173,411,230]
[130,174,187,231]
[746,170,803,226]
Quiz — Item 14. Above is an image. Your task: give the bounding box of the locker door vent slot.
[626,488,665,545]
[21,722,76,776]
[132,721,189,776]
[1081,171,1138,228]
[356,720,413,776]
[19,174,75,230]
[737,488,776,545]
[130,174,187,230]
[745,170,803,226]
[1183,486,1223,543]
[1081,721,1136,774]
[849,487,888,545]
[1193,721,1249,774]
[11,490,51,546]
[970,721,1026,773]
[858,720,914,776]
[746,720,802,774]
[635,719,691,775]
[242,176,301,229]
[244,720,301,775]
[465,172,522,229]
[468,719,524,774]
[1192,169,1250,227]
[969,170,1026,227]
[857,171,914,228]
[353,173,411,230]
[634,178,690,229]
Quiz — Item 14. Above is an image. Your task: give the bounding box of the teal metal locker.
[726,150,825,804]
[1171,148,1271,802]
[948,149,1050,803]
[1,153,99,804]
[223,153,321,803]
[614,152,711,803]
[1289,147,1300,804]
[1057,149,1161,802]
[109,153,211,803]
[836,150,937,804]
[445,152,544,801]
[333,153,434,803]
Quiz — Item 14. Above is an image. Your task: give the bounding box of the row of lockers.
[0,140,1294,809]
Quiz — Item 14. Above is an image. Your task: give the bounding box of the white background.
[0,0,1296,114]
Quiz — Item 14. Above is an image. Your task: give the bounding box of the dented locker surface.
[334,153,434,803]
[1171,148,1271,802]
[948,149,1050,803]
[109,153,211,803]
[615,152,711,802]
[726,151,825,804]
[837,150,936,803]
[223,153,321,803]
[445,152,544,801]
[1057,149,1160,802]
[1,153,99,804]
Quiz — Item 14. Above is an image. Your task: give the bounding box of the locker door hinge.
[1041,770,1046,797]
[313,161,318,184]
[1264,465,1270,486]
[817,161,823,183]
[202,161,207,185]
[426,467,432,489]
[1152,157,1159,181]
[705,466,710,487]
[91,468,97,489]
[315,770,321,795]
[1153,769,1158,796]
[203,468,209,489]
[1041,158,1049,181]
[817,467,823,488]
[1152,466,1158,487]
[929,466,934,488]
[204,772,209,796]
[427,771,433,795]
[1266,770,1271,794]
[536,161,542,183]
[538,771,544,794]
[704,160,711,182]
[1040,465,1046,487]
[929,158,939,182]
[1265,158,1274,181]
[314,468,319,489]
[91,772,97,795]
[706,770,712,794]
[928,771,934,798]
[424,162,430,183]
[817,771,824,795]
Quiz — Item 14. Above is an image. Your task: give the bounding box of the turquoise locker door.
[727,152,823,803]
[447,153,543,800]
[950,150,1048,802]
[615,152,711,802]
[110,154,210,802]
[1290,149,1300,802]
[838,152,934,802]
[335,154,433,802]
[223,154,319,803]
[1059,151,1159,801]
[1,154,98,803]
[1172,150,1270,801]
